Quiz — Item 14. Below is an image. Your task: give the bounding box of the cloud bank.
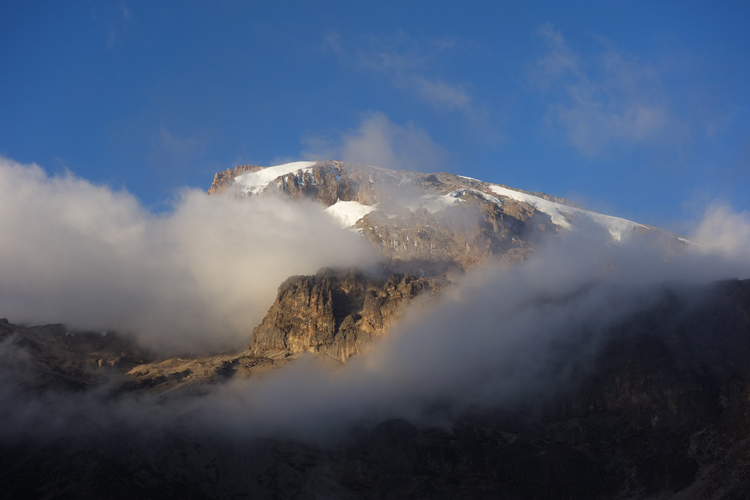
[0,154,749,445]
[691,203,750,259]
[0,157,378,354]
[188,221,750,441]
[302,111,447,171]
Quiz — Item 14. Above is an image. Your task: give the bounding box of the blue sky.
[1,1,748,232]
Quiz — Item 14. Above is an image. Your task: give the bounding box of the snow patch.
[488,185,573,228]
[457,175,481,182]
[325,200,378,228]
[487,185,647,241]
[234,161,317,196]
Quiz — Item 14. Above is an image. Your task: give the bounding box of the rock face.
[0,320,152,392]
[0,320,286,395]
[251,268,444,362]
[356,192,537,271]
[206,164,262,195]
[545,278,750,499]
[207,161,580,209]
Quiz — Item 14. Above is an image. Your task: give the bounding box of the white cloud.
[412,77,472,111]
[301,111,447,171]
[0,157,378,355]
[187,213,750,440]
[156,125,206,158]
[690,203,750,260]
[535,23,579,80]
[534,23,675,156]
[1,158,749,441]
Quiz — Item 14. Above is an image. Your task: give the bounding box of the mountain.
[209,161,683,362]
[208,161,670,274]
[1,161,746,499]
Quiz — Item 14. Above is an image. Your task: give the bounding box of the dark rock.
[3,280,750,498]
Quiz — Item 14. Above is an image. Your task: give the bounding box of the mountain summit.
[209,160,664,273]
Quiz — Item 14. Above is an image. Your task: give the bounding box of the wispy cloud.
[148,125,210,175]
[91,1,134,49]
[0,157,377,355]
[325,32,496,140]
[411,77,472,112]
[155,125,207,160]
[120,2,131,21]
[533,23,678,156]
[301,111,447,171]
[354,34,472,113]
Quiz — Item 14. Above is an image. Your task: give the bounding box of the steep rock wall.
[250,268,445,362]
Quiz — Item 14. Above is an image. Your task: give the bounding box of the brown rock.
[250,268,445,362]
[206,165,263,195]
[207,161,568,271]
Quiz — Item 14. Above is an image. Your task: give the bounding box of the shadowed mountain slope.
[1,280,749,498]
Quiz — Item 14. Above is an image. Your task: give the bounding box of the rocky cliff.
[206,164,263,195]
[251,268,445,362]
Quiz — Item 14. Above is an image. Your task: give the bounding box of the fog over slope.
[187,224,750,441]
[0,155,749,441]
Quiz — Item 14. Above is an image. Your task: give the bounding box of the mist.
[1,154,749,446]
[302,111,448,171]
[184,221,750,441]
[0,157,378,354]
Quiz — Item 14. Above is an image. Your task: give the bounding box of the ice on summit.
[234,161,317,196]
[485,184,647,241]
[230,161,378,229]
[453,176,647,241]
[229,161,648,242]
[487,184,574,228]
